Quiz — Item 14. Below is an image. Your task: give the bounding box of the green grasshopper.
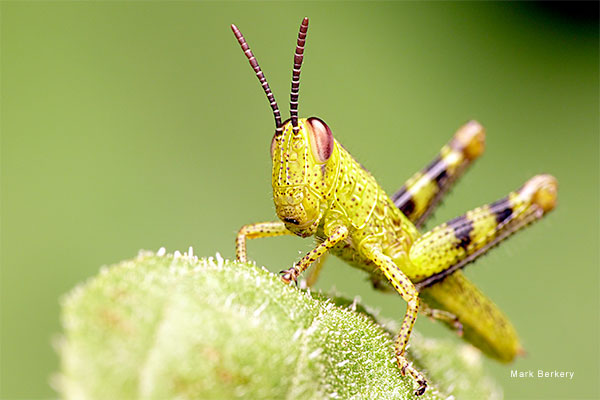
[232,18,558,396]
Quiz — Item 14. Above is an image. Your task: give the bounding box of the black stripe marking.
[415,204,542,291]
[424,156,442,174]
[489,197,513,225]
[433,165,449,188]
[448,215,473,250]
[399,195,416,217]
[424,156,449,189]
[392,186,416,217]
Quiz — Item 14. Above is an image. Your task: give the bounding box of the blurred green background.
[2,2,598,399]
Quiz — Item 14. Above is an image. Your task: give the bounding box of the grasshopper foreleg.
[280,226,348,284]
[304,253,329,287]
[361,243,427,396]
[236,221,292,263]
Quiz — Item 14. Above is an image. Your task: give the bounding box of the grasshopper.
[232,18,558,396]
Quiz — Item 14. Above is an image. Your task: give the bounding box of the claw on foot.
[279,268,297,285]
[414,381,427,396]
[396,354,428,396]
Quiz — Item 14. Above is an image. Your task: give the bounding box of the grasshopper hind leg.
[410,174,558,288]
[393,121,485,228]
[409,175,557,361]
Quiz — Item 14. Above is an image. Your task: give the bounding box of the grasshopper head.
[270,117,336,236]
[233,18,336,237]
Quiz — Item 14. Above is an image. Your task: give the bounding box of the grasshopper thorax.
[271,117,336,236]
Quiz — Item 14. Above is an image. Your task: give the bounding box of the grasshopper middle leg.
[420,302,463,336]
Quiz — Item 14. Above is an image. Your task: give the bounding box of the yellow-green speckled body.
[232,18,558,396]
[314,140,420,277]
[240,117,557,369]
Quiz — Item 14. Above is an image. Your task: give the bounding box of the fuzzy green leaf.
[57,251,501,399]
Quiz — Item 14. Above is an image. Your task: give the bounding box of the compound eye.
[307,117,333,163]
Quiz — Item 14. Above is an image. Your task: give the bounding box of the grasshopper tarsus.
[279,268,298,285]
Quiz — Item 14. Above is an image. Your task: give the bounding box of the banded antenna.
[290,17,309,135]
[231,24,283,135]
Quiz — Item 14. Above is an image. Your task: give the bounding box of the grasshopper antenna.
[231,24,283,135]
[290,17,309,135]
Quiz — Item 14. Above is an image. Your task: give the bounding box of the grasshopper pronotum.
[232,18,558,396]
